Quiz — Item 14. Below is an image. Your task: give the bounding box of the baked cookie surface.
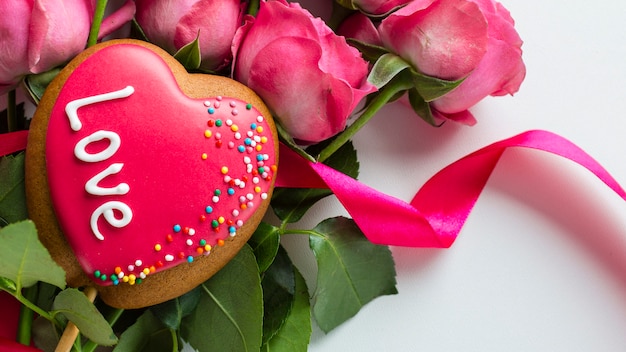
[26,39,278,308]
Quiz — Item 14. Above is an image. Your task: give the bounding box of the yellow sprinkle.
[143,268,150,275]
[204,244,212,252]
[154,244,162,251]
[255,145,262,152]
[260,136,268,144]
[256,126,264,133]
[129,274,136,281]
[254,186,261,193]
[218,216,225,224]
[201,153,208,160]
[221,166,228,174]
[122,276,129,283]
[204,130,212,138]
[231,125,239,132]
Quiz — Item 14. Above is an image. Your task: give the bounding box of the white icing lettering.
[65,86,134,131]
[91,201,133,241]
[74,130,121,162]
[85,163,130,196]
[66,86,135,241]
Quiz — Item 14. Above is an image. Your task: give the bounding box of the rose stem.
[54,287,98,352]
[316,77,413,163]
[87,0,108,48]
[7,90,16,132]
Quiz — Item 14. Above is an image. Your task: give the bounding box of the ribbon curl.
[275,130,626,247]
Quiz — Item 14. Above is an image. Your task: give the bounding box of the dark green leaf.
[335,0,357,10]
[309,217,397,332]
[275,122,316,162]
[173,33,202,70]
[0,153,28,226]
[368,53,412,89]
[24,68,61,104]
[248,222,281,272]
[150,285,201,330]
[52,288,117,346]
[261,246,295,345]
[262,252,311,352]
[114,310,173,352]
[0,221,66,289]
[181,245,263,352]
[271,140,359,223]
[407,88,442,127]
[411,71,465,102]
[346,39,390,63]
[271,188,333,224]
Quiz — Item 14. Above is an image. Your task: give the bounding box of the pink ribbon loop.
[275,130,626,248]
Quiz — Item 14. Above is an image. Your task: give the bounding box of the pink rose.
[135,0,243,72]
[378,0,525,123]
[232,0,376,143]
[0,0,135,95]
[349,0,413,16]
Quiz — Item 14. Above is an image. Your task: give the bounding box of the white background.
[281,0,626,351]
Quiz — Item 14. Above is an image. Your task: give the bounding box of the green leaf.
[0,221,66,289]
[309,217,397,332]
[114,310,174,352]
[411,71,465,102]
[275,122,316,162]
[173,33,202,70]
[262,251,311,352]
[407,88,442,127]
[368,53,412,89]
[52,288,118,346]
[346,39,390,63]
[0,153,28,226]
[335,0,357,10]
[23,68,61,104]
[271,140,359,223]
[0,277,17,293]
[261,246,295,345]
[248,222,281,272]
[181,245,263,352]
[151,285,201,330]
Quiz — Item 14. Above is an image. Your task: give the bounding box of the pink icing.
[45,43,277,286]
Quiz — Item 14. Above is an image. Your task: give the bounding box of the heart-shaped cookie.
[25,40,278,308]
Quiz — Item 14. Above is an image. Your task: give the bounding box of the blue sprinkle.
[228,188,235,195]
[173,224,182,232]
[256,154,264,161]
[208,108,215,114]
[205,206,213,214]
[250,123,257,130]
[229,226,236,233]
[237,145,245,153]
[244,138,252,146]
[187,256,194,263]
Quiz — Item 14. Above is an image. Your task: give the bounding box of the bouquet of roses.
[0,0,526,351]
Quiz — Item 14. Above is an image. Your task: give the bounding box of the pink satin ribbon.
[275,130,626,247]
[2,129,625,248]
[0,131,28,157]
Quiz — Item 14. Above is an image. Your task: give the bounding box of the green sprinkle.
[246,103,252,110]
[211,220,219,228]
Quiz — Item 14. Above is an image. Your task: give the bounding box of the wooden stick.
[54,287,98,352]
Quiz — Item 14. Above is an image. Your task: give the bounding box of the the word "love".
[65,86,135,241]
